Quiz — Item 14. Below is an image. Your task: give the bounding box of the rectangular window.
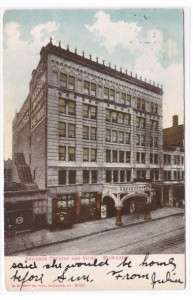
[91,170,97,183]
[150,153,153,164]
[141,153,146,164]
[121,93,126,104]
[91,149,97,162]
[84,81,90,94]
[90,127,97,140]
[104,87,109,99]
[91,82,96,96]
[112,130,118,143]
[154,154,158,164]
[125,132,130,144]
[136,116,140,128]
[109,89,115,101]
[119,151,124,163]
[68,101,76,115]
[90,106,97,119]
[126,151,131,163]
[119,131,124,143]
[58,121,66,137]
[117,112,124,124]
[83,104,89,118]
[69,170,76,184]
[60,73,67,87]
[77,79,82,91]
[141,118,146,129]
[59,146,66,161]
[113,170,118,183]
[58,170,66,185]
[68,75,75,90]
[137,98,141,109]
[136,152,140,163]
[106,129,111,142]
[83,148,89,162]
[136,134,140,146]
[141,100,145,111]
[68,147,76,161]
[83,126,89,140]
[126,170,131,182]
[141,135,145,146]
[106,109,111,122]
[106,170,111,183]
[126,94,131,106]
[120,170,125,182]
[112,150,118,163]
[68,123,76,138]
[112,111,117,123]
[83,170,90,184]
[154,137,158,148]
[124,114,131,125]
[106,149,111,162]
[59,97,66,113]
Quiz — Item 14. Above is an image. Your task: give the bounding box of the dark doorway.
[103,196,116,218]
[122,196,146,215]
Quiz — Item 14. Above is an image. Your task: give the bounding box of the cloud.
[86,11,183,127]
[4,21,60,159]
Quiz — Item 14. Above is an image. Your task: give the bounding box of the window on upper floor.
[58,170,66,185]
[113,170,118,183]
[106,109,111,122]
[106,170,111,183]
[126,151,131,163]
[60,73,67,87]
[58,121,66,137]
[68,101,76,115]
[90,127,97,140]
[90,106,97,119]
[104,87,109,100]
[112,150,118,162]
[91,170,98,183]
[84,80,90,95]
[68,147,76,161]
[59,146,66,161]
[83,148,89,162]
[106,129,111,142]
[91,149,97,162]
[112,130,118,143]
[59,97,66,113]
[83,170,90,184]
[109,89,115,101]
[119,151,124,163]
[69,170,76,184]
[83,126,89,140]
[120,170,125,182]
[106,149,111,162]
[125,132,130,144]
[68,75,75,90]
[91,82,96,96]
[119,131,124,144]
[68,123,76,138]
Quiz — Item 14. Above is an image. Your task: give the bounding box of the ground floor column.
[160,186,164,207]
[75,192,81,219]
[96,192,101,219]
[169,186,174,207]
[115,206,123,226]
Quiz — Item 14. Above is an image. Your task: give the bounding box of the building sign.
[103,184,150,195]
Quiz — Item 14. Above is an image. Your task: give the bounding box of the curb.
[6,211,184,255]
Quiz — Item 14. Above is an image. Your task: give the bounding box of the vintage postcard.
[3,8,186,291]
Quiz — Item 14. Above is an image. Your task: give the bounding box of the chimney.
[173,115,178,127]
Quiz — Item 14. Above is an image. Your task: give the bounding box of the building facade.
[12,40,164,227]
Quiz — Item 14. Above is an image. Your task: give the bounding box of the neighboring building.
[12,39,164,227]
[162,115,184,207]
[4,159,13,190]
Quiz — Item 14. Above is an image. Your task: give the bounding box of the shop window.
[69,170,76,184]
[83,148,89,162]
[83,170,90,184]
[68,147,76,161]
[91,149,97,162]
[58,121,66,137]
[91,170,97,183]
[58,170,66,185]
[68,123,76,138]
[83,126,89,140]
[59,97,66,113]
[59,146,66,161]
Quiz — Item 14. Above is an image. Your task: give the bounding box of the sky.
[3,9,184,160]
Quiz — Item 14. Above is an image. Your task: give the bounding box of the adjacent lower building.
[9,39,184,230]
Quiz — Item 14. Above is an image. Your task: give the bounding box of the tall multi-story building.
[12,39,163,227]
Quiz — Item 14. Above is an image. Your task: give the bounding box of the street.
[18,214,185,256]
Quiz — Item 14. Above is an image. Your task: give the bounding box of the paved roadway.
[19,214,185,256]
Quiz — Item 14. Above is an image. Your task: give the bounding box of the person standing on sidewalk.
[144,193,152,221]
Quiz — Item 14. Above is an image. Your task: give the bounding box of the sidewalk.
[5,207,184,255]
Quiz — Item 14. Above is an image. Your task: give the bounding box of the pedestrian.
[144,197,152,221]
